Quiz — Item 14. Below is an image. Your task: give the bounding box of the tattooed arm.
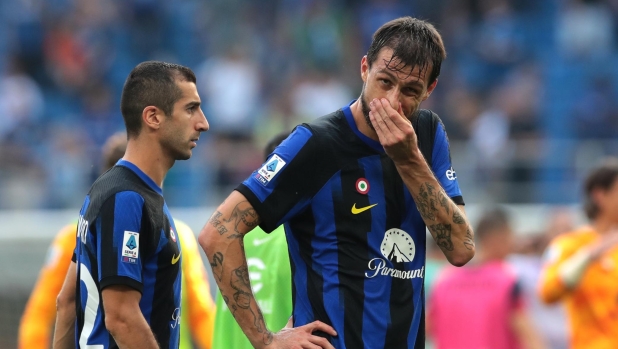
[369,98,475,266]
[198,190,336,349]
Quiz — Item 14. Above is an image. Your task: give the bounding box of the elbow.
[104,310,130,338]
[56,289,75,313]
[448,247,475,267]
[198,225,218,256]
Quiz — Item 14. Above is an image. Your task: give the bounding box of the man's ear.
[361,56,369,83]
[142,106,162,131]
[423,79,438,101]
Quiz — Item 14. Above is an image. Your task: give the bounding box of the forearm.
[396,152,474,266]
[52,304,75,349]
[106,315,159,349]
[199,202,273,348]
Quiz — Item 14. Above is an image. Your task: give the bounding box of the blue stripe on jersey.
[286,222,314,325]
[109,191,144,282]
[116,159,163,196]
[342,102,384,153]
[139,227,170,324]
[359,156,390,347]
[431,121,462,198]
[310,176,344,347]
[244,126,313,202]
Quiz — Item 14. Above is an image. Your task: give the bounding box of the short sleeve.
[98,191,145,292]
[431,121,464,205]
[236,126,318,233]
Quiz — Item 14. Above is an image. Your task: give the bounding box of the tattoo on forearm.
[230,266,271,343]
[417,183,438,221]
[209,211,228,235]
[463,228,475,250]
[429,223,454,251]
[210,252,224,281]
[224,201,259,234]
[453,210,465,224]
[439,192,450,215]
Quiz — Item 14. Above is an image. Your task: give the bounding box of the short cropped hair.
[120,61,196,138]
[101,132,127,172]
[367,17,446,86]
[475,208,511,242]
[584,157,618,220]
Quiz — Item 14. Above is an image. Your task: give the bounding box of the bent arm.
[198,190,273,349]
[102,285,159,349]
[52,262,77,349]
[399,157,475,266]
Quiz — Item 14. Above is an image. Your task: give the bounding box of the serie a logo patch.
[122,231,139,264]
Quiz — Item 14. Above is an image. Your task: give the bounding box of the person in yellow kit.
[18,132,216,349]
[538,157,618,349]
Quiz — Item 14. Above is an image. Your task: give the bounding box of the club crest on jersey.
[256,154,286,186]
[170,226,177,242]
[122,231,139,263]
[356,178,370,194]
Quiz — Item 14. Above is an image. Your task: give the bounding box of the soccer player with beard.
[200,17,474,349]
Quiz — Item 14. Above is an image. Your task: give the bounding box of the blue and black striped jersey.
[74,159,182,349]
[237,102,463,349]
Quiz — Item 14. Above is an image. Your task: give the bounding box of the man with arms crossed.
[53,61,209,349]
[200,17,474,349]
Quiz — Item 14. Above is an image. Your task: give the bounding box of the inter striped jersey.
[74,160,182,349]
[237,102,463,349]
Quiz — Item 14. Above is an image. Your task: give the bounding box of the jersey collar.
[116,159,164,196]
[342,100,385,153]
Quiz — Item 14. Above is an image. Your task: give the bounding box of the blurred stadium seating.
[1,0,617,347]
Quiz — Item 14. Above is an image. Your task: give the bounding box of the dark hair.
[366,17,446,85]
[101,132,127,172]
[584,158,618,220]
[264,131,290,161]
[120,61,197,138]
[475,208,510,242]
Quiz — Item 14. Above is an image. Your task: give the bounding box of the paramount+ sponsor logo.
[365,228,424,280]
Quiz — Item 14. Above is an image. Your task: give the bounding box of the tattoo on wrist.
[210,252,224,281]
[429,223,454,251]
[463,228,475,250]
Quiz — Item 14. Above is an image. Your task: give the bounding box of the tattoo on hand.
[453,210,465,224]
[210,252,224,281]
[417,183,438,221]
[463,228,475,250]
[429,223,454,251]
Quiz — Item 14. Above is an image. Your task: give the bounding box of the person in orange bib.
[538,157,618,349]
[18,132,216,349]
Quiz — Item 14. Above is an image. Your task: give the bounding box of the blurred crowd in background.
[1,0,618,209]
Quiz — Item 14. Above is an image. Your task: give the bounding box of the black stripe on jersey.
[151,224,180,349]
[293,208,334,337]
[334,168,371,349]
[100,195,118,280]
[381,156,415,349]
[414,286,426,349]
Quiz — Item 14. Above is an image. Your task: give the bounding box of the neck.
[350,99,379,141]
[122,137,174,188]
[592,215,617,235]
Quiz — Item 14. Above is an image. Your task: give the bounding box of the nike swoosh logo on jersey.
[171,253,181,265]
[351,203,378,214]
[253,235,276,246]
